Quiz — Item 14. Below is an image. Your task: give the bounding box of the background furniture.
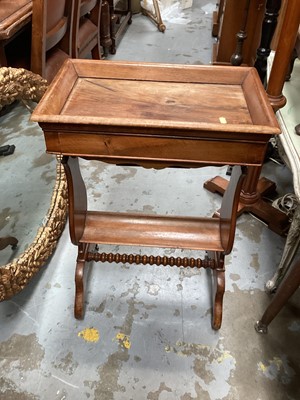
[71,0,102,59]
[100,0,131,54]
[255,255,300,333]
[254,0,282,83]
[100,0,113,52]
[206,0,299,237]
[247,0,300,293]
[262,2,300,291]
[0,0,32,68]
[212,0,225,37]
[109,0,132,54]
[265,1,299,111]
[141,0,165,32]
[32,59,280,329]
[265,57,300,292]
[212,0,266,66]
[31,0,74,82]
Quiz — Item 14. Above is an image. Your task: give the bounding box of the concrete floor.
[1,1,300,399]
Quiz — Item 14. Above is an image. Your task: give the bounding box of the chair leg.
[109,14,118,55]
[90,1,102,59]
[211,252,225,330]
[265,203,300,293]
[255,256,300,334]
[91,43,101,59]
[100,0,113,54]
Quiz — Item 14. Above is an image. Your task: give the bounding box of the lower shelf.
[80,211,223,251]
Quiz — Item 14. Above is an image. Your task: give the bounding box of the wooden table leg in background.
[230,0,251,66]
[100,0,113,55]
[254,0,282,84]
[266,0,300,111]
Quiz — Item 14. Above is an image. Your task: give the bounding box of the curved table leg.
[212,252,225,330]
[74,243,90,319]
[266,203,300,293]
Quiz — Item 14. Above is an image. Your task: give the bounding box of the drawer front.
[44,131,269,167]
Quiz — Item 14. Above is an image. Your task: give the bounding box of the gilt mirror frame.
[0,67,68,301]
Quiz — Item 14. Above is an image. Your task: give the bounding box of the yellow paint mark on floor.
[258,357,283,374]
[217,351,233,363]
[115,332,131,349]
[258,361,267,373]
[78,327,100,343]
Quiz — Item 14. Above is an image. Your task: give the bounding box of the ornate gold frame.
[0,67,68,300]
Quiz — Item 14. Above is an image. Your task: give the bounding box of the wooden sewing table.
[32,59,280,329]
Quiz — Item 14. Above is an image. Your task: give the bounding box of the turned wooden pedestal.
[204,168,289,235]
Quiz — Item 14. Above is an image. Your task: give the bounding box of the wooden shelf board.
[80,211,224,251]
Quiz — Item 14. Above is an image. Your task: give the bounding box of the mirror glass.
[0,102,57,266]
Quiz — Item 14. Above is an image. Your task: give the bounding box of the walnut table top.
[32,59,280,168]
